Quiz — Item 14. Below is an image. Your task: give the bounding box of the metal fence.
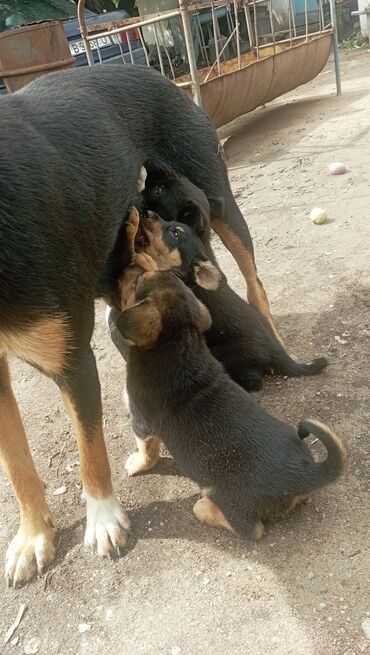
[76,0,341,115]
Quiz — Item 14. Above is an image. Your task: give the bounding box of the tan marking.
[196,299,212,333]
[144,219,182,269]
[118,300,162,348]
[125,435,162,476]
[135,252,159,273]
[0,358,55,586]
[118,263,143,310]
[126,207,140,262]
[137,166,147,192]
[60,392,113,499]
[252,520,265,541]
[0,317,69,375]
[193,496,234,532]
[211,219,283,344]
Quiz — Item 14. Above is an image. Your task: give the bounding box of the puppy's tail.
[298,419,347,485]
[272,348,328,378]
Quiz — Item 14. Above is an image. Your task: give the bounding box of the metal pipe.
[329,0,341,94]
[138,28,151,66]
[319,0,325,33]
[204,23,238,81]
[86,9,182,40]
[252,0,260,59]
[154,23,165,75]
[179,0,203,107]
[287,0,293,47]
[126,30,135,63]
[210,0,221,75]
[233,0,241,67]
[159,22,176,79]
[267,0,276,53]
[77,0,94,66]
[304,0,308,40]
[243,0,255,49]
[195,12,210,66]
[116,36,127,63]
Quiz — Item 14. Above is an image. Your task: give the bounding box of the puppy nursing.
[111,210,346,540]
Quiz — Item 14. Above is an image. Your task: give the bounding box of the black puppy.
[0,64,271,587]
[134,201,328,391]
[115,267,346,539]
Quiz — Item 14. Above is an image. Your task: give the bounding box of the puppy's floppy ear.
[115,299,162,348]
[208,196,225,219]
[193,260,221,291]
[195,299,212,333]
[178,201,205,235]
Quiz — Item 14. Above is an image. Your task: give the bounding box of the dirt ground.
[1,49,370,655]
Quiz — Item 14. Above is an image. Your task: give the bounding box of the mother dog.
[0,64,274,587]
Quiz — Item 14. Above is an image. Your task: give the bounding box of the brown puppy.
[115,259,346,539]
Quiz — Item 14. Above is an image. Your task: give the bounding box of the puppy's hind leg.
[194,493,265,541]
[125,435,162,477]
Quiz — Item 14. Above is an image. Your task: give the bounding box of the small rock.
[226,571,232,577]
[202,576,210,586]
[11,636,19,646]
[171,648,182,655]
[53,485,66,496]
[361,617,370,640]
[66,460,79,473]
[307,571,315,580]
[78,623,91,634]
[319,602,327,610]
[24,638,40,654]
[334,336,347,345]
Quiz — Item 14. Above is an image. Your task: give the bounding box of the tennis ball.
[310,207,327,224]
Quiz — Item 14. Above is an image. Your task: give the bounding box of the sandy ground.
[1,49,370,655]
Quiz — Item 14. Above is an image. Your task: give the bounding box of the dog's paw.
[125,451,151,477]
[83,493,130,557]
[5,518,56,588]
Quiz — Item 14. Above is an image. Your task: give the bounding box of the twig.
[4,604,27,643]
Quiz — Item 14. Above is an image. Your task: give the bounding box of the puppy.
[117,207,328,391]
[115,266,346,539]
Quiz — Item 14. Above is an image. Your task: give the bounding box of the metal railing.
[77,0,341,107]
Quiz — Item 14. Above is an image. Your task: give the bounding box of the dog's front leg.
[0,358,55,587]
[56,347,130,556]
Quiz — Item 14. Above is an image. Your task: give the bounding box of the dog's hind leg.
[56,346,130,557]
[0,358,55,587]
[125,435,162,477]
[210,191,282,343]
[194,493,265,541]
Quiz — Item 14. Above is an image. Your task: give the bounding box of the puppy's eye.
[171,227,180,239]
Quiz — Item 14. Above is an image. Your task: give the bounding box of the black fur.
[117,270,346,539]
[137,197,328,391]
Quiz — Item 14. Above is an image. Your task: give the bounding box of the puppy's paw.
[83,493,130,557]
[125,450,158,477]
[5,517,56,588]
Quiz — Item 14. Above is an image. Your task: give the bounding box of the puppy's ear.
[193,260,221,291]
[196,299,212,333]
[178,202,205,234]
[116,299,162,348]
[208,196,225,219]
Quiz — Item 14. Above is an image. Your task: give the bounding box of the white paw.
[5,522,56,588]
[83,493,130,557]
[125,451,148,477]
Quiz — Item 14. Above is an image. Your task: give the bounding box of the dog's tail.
[298,418,347,485]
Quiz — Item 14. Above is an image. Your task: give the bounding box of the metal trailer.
[77,0,341,128]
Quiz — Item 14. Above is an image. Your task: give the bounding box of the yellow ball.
[310,207,327,225]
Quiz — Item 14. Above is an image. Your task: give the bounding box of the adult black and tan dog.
[0,64,272,587]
